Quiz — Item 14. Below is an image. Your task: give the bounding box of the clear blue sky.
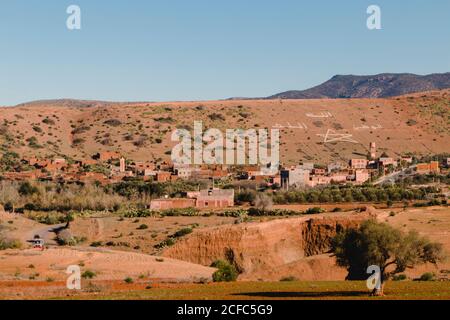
[1,0,449,105]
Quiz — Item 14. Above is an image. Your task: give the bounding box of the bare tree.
[254,192,273,212]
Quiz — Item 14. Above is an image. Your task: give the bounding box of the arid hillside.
[1,89,449,165]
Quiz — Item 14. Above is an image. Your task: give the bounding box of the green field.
[60,281,450,300]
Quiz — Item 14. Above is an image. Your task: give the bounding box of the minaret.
[119,157,125,173]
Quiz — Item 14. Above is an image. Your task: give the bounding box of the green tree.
[331,220,445,296]
[211,260,238,282]
[18,181,39,196]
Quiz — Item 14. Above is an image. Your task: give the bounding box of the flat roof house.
[195,188,234,209]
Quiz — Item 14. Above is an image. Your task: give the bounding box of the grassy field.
[53,281,450,300]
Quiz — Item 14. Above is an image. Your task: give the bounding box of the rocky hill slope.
[0,90,449,165]
[268,73,450,99]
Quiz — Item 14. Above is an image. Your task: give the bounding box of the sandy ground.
[0,211,217,287]
[0,246,215,282]
[69,215,236,255]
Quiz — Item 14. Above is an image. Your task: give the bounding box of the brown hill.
[1,89,449,165]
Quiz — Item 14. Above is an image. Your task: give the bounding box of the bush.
[124,277,134,284]
[120,208,155,218]
[0,237,22,250]
[154,238,176,249]
[418,272,436,281]
[280,276,298,282]
[56,230,85,246]
[208,113,225,121]
[172,227,193,238]
[104,119,122,127]
[304,207,325,215]
[18,182,39,196]
[392,274,407,281]
[25,211,67,225]
[82,270,96,279]
[160,208,200,217]
[216,209,248,218]
[235,190,256,204]
[247,208,300,217]
[211,260,238,282]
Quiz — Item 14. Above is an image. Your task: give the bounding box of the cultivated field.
[1,280,449,300]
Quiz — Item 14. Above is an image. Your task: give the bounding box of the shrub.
[254,193,273,212]
[304,207,325,215]
[217,209,248,218]
[154,117,174,123]
[72,138,85,146]
[208,113,225,121]
[104,119,122,127]
[56,229,85,246]
[120,208,155,218]
[418,272,436,281]
[211,260,238,282]
[82,270,96,279]
[160,207,201,217]
[172,227,193,238]
[124,277,134,284]
[90,241,103,247]
[392,274,407,281]
[32,125,42,133]
[154,238,175,249]
[280,276,298,282]
[0,237,22,250]
[25,212,67,225]
[42,118,56,125]
[18,182,39,196]
[235,190,256,204]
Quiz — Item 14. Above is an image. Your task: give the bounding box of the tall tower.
[119,157,125,173]
[370,142,377,160]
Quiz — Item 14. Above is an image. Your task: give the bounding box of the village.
[0,142,447,211]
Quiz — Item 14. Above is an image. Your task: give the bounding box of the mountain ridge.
[266,72,450,99]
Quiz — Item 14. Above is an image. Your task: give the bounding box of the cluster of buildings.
[0,143,448,210]
[275,143,445,190]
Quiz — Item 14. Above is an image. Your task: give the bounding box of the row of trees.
[0,181,123,213]
[271,185,440,204]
